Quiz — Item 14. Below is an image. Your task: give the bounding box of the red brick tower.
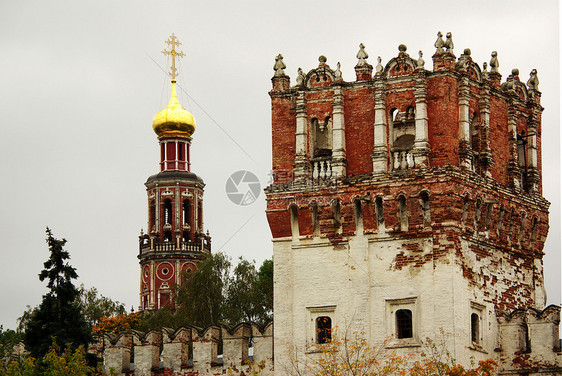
[138,35,211,311]
[266,36,554,369]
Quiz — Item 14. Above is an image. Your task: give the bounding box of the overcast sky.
[0,0,559,330]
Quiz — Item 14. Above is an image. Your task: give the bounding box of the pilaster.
[458,76,472,170]
[413,72,429,167]
[294,91,309,182]
[372,80,387,173]
[331,86,347,177]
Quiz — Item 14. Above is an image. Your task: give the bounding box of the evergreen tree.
[23,228,91,359]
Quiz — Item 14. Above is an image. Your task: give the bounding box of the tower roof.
[152,81,196,139]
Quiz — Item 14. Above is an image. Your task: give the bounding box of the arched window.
[164,230,172,242]
[398,195,408,231]
[183,200,191,226]
[163,199,173,225]
[197,202,203,230]
[471,313,480,343]
[316,316,332,344]
[396,309,413,339]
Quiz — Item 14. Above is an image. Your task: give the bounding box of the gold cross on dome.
[161,33,185,80]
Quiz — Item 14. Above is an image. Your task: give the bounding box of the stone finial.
[463,48,471,56]
[434,31,445,53]
[335,62,343,81]
[527,69,539,90]
[444,32,454,53]
[417,51,425,68]
[511,68,519,79]
[482,62,488,79]
[398,44,407,53]
[375,56,383,73]
[490,51,499,73]
[273,54,286,76]
[356,43,369,66]
[296,67,306,86]
[318,55,327,65]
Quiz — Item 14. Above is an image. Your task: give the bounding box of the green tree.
[0,326,23,367]
[225,258,273,325]
[175,252,231,327]
[255,258,273,323]
[75,285,126,328]
[23,228,92,359]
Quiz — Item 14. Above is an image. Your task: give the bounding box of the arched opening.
[183,200,191,226]
[470,112,480,172]
[197,202,203,231]
[396,309,413,339]
[517,131,528,190]
[517,211,526,244]
[149,201,156,233]
[522,323,531,352]
[474,198,482,232]
[375,196,384,228]
[290,205,299,239]
[354,198,363,233]
[530,217,538,245]
[316,316,332,344]
[311,203,320,237]
[471,313,480,343]
[164,230,172,242]
[398,195,408,231]
[332,199,342,233]
[420,192,430,228]
[461,194,470,227]
[163,199,173,225]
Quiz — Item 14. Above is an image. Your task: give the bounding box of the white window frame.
[385,297,420,348]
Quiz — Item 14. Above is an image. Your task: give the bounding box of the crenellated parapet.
[92,322,273,376]
[497,306,561,375]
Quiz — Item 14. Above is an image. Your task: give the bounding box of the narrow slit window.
[375,196,384,227]
[332,200,342,233]
[354,199,363,233]
[471,313,480,343]
[420,192,430,228]
[396,309,413,339]
[290,205,299,238]
[311,203,320,236]
[398,195,408,231]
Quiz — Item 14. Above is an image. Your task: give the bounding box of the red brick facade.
[266,44,549,312]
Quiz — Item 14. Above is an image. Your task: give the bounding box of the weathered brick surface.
[266,37,555,375]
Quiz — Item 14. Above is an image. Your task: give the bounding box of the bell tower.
[138,34,211,311]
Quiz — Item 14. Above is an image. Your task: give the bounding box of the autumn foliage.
[292,329,497,376]
[92,312,143,335]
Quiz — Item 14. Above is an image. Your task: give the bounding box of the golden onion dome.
[152,81,196,138]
